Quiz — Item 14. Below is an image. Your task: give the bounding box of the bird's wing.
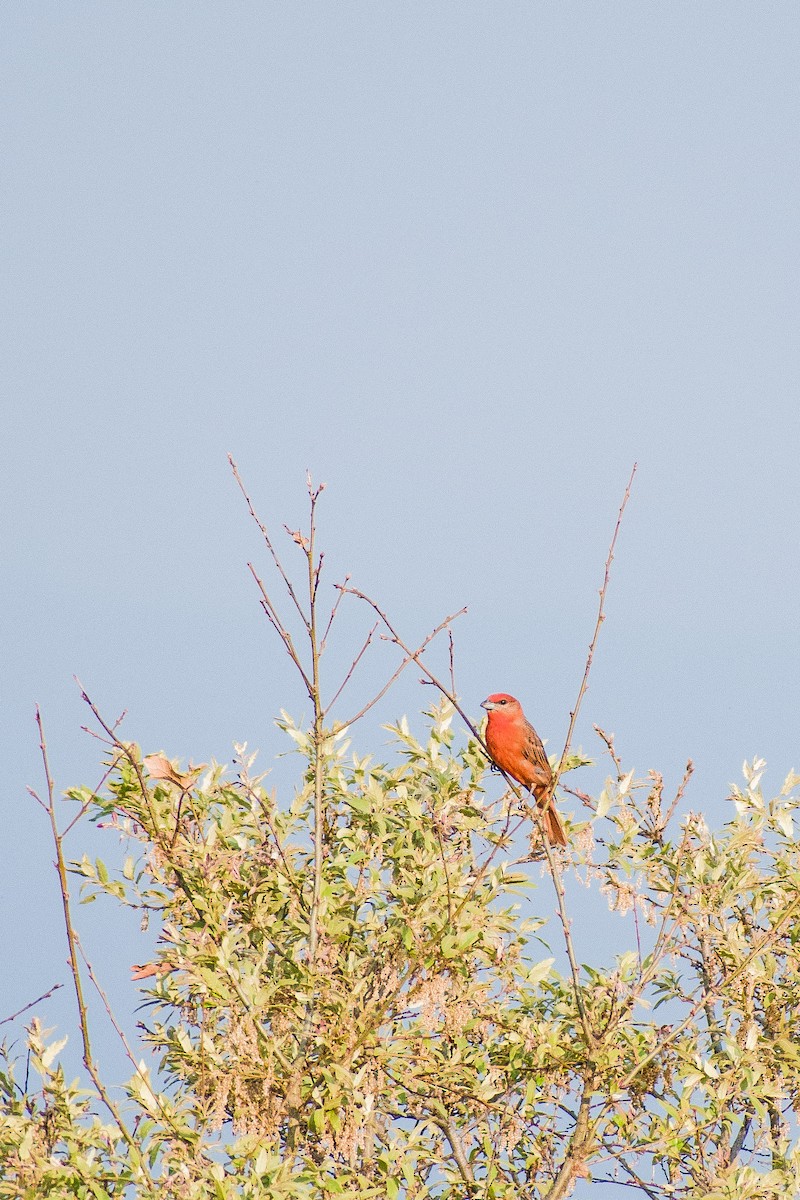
[523,720,553,791]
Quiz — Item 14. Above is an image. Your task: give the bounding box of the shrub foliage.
[4,479,800,1199]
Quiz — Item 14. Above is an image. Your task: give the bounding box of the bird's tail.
[542,800,567,848]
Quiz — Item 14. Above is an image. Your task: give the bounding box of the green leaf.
[525,957,555,985]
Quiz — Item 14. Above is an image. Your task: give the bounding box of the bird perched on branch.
[481,693,567,847]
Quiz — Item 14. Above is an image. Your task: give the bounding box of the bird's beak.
[481,699,495,711]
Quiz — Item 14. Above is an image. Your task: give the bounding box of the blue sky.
[3,5,799,1191]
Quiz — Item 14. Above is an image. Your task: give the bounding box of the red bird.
[481,693,567,847]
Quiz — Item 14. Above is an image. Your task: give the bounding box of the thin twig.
[432,819,454,925]
[229,454,310,632]
[662,760,695,830]
[342,589,474,733]
[633,902,643,975]
[0,983,63,1028]
[338,597,467,729]
[323,621,379,717]
[75,680,161,836]
[594,726,623,780]
[556,463,637,783]
[287,478,327,1141]
[34,707,148,1174]
[320,574,350,650]
[75,936,192,1144]
[560,783,596,811]
[600,1161,663,1200]
[535,820,597,1049]
[63,750,125,837]
[306,480,325,976]
[247,562,315,698]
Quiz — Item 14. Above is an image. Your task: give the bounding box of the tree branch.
[229,454,310,632]
[34,706,149,1176]
[546,1074,594,1200]
[556,463,637,783]
[0,983,63,1028]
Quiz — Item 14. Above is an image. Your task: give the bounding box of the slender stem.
[37,708,92,1064]
[320,573,351,650]
[307,483,325,973]
[76,936,192,1145]
[614,1160,664,1200]
[337,601,467,730]
[662,759,695,830]
[0,983,63,1028]
[342,589,474,737]
[323,621,379,717]
[75,681,161,837]
[556,463,637,782]
[63,750,125,837]
[537,828,597,1048]
[34,707,148,1175]
[287,481,327,1138]
[247,562,315,698]
[229,454,311,631]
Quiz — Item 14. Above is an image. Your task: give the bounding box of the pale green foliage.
[4,712,800,1198]
[5,480,800,1197]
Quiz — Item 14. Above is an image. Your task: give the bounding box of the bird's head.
[481,693,522,716]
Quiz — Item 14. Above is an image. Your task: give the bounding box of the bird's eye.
[499,699,507,705]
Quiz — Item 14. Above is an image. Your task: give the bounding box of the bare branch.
[229,454,310,631]
[75,936,192,1145]
[0,983,63,1028]
[320,573,350,650]
[662,759,695,830]
[601,1160,665,1200]
[342,588,471,724]
[560,782,596,811]
[62,750,125,837]
[75,680,160,836]
[556,463,637,782]
[338,594,467,729]
[595,725,624,779]
[247,562,314,698]
[34,706,148,1174]
[323,621,379,717]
